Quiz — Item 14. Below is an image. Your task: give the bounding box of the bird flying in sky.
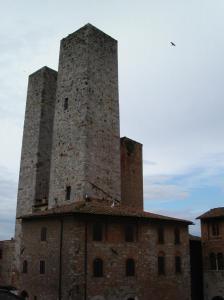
[170,42,176,46]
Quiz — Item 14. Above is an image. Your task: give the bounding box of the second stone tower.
[49,24,121,207]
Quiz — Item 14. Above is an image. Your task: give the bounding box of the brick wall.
[20,215,191,300]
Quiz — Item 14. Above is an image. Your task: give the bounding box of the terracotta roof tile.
[20,200,192,224]
[196,207,224,219]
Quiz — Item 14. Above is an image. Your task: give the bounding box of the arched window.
[210,253,217,270]
[93,258,103,277]
[125,224,135,242]
[41,227,47,241]
[175,256,182,273]
[158,252,165,275]
[93,223,103,241]
[174,227,180,244]
[126,258,135,276]
[211,222,219,236]
[158,227,164,244]
[217,253,224,270]
[22,260,28,273]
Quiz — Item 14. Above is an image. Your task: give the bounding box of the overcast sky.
[1,0,224,239]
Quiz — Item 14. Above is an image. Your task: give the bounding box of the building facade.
[197,208,224,300]
[7,24,194,299]
[0,239,15,287]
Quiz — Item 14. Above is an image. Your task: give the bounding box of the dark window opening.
[66,186,71,200]
[212,222,219,236]
[175,256,182,273]
[64,98,68,110]
[93,258,103,277]
[126,259,135,276]
[0,249,2,259]
[158,227,164,244]
[125,224,135,242]
[41,227,47,241]
[174,228,181,244]
[217,253,224,270]
[21,291,29,299]
[210,253,217,270]
[158,255,165,275]
[93,223,103,241]
[40,260,45,274]
[22,260,28,274]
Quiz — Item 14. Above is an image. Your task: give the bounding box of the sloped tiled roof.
[196,207,224,219]
[20,200,192,224]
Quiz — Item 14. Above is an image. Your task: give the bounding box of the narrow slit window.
[66,186,71,200]
[93,258,103,277]
[212,222,219,236]
[158,227,164,244]
[158,255,165,275]
[64,98,68,110]
[125,224,135,242]
[126,259,135,276]
[40,260,45,274]
[93,223,103,241]
[41,227,47,241]
[175,256,182,273]
[210,253,217,270]
[174,228,181,245]
[22,260,28,274]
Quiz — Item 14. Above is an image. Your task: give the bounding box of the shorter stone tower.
[120,137,143,210]
[16,66,57,217]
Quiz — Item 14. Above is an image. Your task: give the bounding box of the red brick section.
[120,137,143,210]
[19,213,191,300]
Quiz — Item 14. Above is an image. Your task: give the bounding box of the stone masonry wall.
[20,216,191,300]
[120,137,143,210]
[16,66,57,217]
[49,24,121,208]
[0,240,15,286]
[15,67,57,289]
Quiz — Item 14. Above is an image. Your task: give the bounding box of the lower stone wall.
[0,239,15,287]
[203,271,224,300]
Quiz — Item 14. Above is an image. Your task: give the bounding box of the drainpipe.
[58,218,64,300]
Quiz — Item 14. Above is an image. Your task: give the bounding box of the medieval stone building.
[197,208,224,300]
[1,24,194,299]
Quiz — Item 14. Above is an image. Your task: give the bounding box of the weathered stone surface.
[120,137,143,210]
[49,24,121,208]
[16,66,57,217]
[0,239,15,286]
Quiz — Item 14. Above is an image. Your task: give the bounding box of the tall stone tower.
[16,67,57,217]
[48,24,121,207]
